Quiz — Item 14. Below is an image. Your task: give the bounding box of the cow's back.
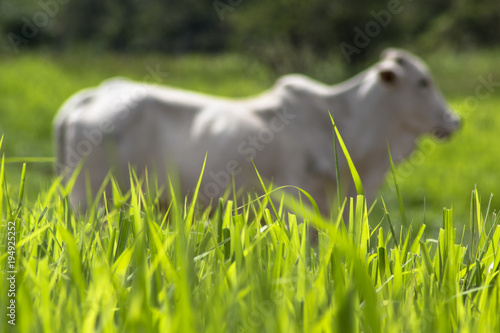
[54,78,228,209]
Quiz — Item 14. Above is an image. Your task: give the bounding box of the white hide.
[54,48,460,213]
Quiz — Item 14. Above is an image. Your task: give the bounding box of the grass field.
[0,48,499,231]
[0,146,499,332]
[0,49,500,331]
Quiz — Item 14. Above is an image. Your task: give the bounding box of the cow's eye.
[418,78,429,88]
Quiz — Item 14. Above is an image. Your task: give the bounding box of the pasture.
[1,49,500,331]
[1,49,499,230]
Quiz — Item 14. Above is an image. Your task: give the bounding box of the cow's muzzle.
[432,114,461,140]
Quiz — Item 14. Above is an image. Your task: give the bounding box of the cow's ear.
[379,70,397,84]
[380,48,398,59]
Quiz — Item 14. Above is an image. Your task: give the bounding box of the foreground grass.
[1,153,499,332]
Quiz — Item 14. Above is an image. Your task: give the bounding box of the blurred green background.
[1,0,499,68]
[0,0,499,234]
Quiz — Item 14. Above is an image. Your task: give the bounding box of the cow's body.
[54,49,460,213]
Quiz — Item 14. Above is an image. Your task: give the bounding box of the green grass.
[0,48,499,330]
[0,143,499,332]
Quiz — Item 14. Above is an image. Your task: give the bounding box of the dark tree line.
[1,0,498,68]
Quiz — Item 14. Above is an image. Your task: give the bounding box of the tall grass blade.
[329,113,364,196]
[184,152,208,234]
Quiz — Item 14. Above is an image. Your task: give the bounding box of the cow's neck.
[326,73,419,175]
[325,69,371,126]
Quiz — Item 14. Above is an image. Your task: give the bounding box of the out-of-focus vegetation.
[1,0,499,73]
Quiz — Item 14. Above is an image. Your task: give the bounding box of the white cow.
[54,48,460,213]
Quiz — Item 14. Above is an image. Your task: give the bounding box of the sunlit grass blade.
[16,163,26,212]
[184,152,208,234]
[250,158,283,228]
[332,117,343,211]
[329,112,364,196]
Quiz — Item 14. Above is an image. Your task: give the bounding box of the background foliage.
[1,0,499,72]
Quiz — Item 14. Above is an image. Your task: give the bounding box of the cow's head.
[374,48,460,140]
